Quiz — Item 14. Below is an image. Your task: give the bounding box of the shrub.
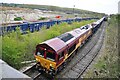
[38,17,46,20]
[2,20,95,69]
[14,17,23,21]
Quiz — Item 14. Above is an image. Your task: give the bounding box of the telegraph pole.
[73,5,75,16]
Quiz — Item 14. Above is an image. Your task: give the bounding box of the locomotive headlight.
[36,58,40,62]
[36,58,39,61]
[50,64,52,66]
[50,64,54,70]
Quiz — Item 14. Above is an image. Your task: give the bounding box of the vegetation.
[83,14,119,78]
[14,17,23,21]
[2,20,93,69]
[2,20,95,69]
[38,17,47,20]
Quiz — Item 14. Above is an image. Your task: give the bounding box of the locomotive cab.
[34,37,67,75]
[35,44,57,74]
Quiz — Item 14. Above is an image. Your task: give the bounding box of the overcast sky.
[0,0,119,14]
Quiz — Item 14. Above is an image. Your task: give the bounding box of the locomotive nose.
[40,61,50,70]
[44,62,49,69]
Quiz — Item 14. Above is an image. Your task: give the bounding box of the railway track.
[22,21,106,80]
[55,22,106,79]
[23,64,46,80]
[23,63,52,80]
[23,64,39,79]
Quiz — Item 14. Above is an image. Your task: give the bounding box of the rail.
[55,21,105,79]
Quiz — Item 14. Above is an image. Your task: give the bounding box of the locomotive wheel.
[75,48,78,54]
[63,61,67,68]
[58,63,65,72]
[36,63,40,70]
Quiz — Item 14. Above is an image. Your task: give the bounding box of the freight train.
[0,17,98,35]
[34,17,106,76]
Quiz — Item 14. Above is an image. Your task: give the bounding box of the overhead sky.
[0,0,119,14]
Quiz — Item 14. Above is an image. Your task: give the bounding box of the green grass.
[2,20,95,69]
[83,14,119,78]
[14,17,23,21]
[38,17,47,20]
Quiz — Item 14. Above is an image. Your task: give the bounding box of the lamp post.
[73,5,75,17]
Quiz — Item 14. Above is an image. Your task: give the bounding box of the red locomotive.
[34,17,105,76]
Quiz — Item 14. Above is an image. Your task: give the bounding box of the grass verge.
[83,15,119,78]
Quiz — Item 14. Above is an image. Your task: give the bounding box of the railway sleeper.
[36,65,56,77]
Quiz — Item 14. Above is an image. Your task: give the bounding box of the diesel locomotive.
[34,17,106,76]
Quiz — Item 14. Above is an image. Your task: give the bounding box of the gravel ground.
[0,7,66,24]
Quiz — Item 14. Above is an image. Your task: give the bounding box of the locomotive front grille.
[35,56,56,70]
[41,62,49,70]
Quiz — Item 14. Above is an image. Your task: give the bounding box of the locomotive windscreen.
[36,48,44,57]
[36,47,55,62]
[46,51,55,61]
